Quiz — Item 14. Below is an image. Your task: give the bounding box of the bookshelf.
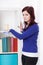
[0,10,19,65]
[0,52,18,54]
[0,10,19,54]
[0,31,18,54]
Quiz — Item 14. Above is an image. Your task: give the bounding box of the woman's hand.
[18,22,23,32]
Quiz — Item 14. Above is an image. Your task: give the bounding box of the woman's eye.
[26,14,28,16]
[23,14,28,16]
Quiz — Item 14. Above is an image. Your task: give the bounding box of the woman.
[9,6,39,65]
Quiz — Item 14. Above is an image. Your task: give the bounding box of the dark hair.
[22,6,37,30]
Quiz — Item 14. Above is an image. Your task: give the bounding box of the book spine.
[0,39,2,52]
[2,37,8,52]
[7,37,11,52]
[13,38,18,52]
[11,37,13,52]
[11,37,18,52]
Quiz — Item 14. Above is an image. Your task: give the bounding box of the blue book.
[0,39,2,52]
[2,37,8,52]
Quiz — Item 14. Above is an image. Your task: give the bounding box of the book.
[7,37,11,52]
[11,37,18,52]
[0,39,2,52]
[2,37,8,52]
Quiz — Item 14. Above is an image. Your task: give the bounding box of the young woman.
[9,6,39,65]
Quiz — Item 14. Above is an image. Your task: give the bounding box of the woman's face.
[22,11,31,23]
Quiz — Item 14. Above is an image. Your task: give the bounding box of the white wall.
[0,0,40,65]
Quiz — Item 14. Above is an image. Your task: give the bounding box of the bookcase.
[0,34,18,53]
[0,10,19,65]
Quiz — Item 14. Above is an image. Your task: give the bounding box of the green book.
[7,37,11,52]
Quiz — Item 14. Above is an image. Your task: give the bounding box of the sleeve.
[9,24,39,40]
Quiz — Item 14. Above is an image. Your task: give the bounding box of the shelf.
[0,31,18,54]
[0,52,18,54]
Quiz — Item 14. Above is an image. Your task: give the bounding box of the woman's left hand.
[18,22,23,32]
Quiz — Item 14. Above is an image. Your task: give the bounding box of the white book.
[0,39,2,52]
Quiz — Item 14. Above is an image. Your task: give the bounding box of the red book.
[11,37,18,52]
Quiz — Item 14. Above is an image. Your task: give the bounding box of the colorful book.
[11,37,18,52]
[2,37,8,52]
[7,37,11,52]
[0,39,2,52]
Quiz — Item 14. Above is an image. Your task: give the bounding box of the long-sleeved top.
[9,23,39,53]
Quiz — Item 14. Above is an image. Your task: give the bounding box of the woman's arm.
[9,24,39,40]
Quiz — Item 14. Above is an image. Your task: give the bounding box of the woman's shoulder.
[22,23,39,32]
[30,23,39,28]
[26,23,39,33]
[34,23,39,29]
[29,23,39,32]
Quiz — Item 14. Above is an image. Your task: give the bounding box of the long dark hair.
[22,6,37,30]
